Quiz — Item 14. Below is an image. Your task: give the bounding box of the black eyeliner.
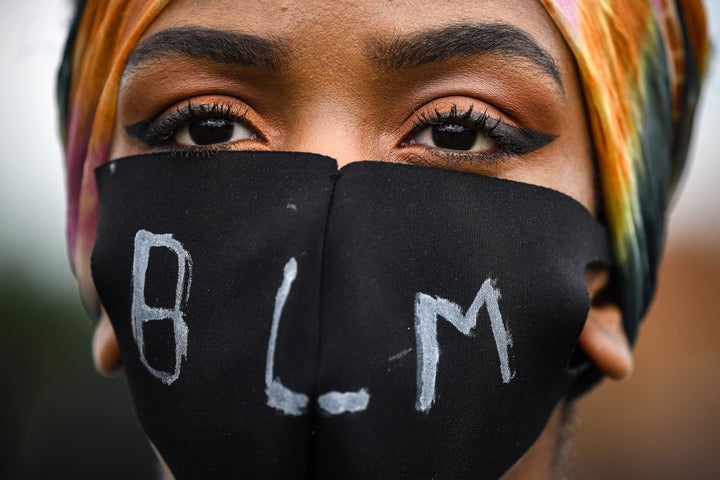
[124,101,242,147]
[125,120,154,144]
[487,120,556,155]
[411,105,556,158]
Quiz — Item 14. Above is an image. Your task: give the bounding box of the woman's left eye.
[175,118,255,146]
[400,104,557,164]
[411,122,496,152]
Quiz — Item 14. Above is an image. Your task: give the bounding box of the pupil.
[431,124,477,151]
[189,119,234,145]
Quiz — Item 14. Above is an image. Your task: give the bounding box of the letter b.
[131,229,192,385]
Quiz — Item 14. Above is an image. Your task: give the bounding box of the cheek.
[485,104,595,214]
[110,112,141,160]
[551,54,597,213]
[560,124,596,214]
[543,143,596,214]
[504,78,595,212]
[554,95,596,214]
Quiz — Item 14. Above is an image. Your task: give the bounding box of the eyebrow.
[368,23,563,91]
[124,27,289,74]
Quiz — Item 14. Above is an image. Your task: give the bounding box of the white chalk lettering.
[415,279,513,413]
[265,257,310,415]
[318,389,370,415]
[264,257,371,416]
[132,230,192,386]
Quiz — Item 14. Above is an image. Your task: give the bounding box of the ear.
[578,265,633,380]
[92,308,123,375]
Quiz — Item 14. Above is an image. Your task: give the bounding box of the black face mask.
[92,150,610,479]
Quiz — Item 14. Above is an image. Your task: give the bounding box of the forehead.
[137,0,572,69]
[150,0,553,29]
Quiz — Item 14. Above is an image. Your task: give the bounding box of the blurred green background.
[0,268,157,479]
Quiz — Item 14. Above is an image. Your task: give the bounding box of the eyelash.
[125,101,253,148]
[405,104,555,165]
[125,100,555,163]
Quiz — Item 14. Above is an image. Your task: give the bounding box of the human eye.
[124,99,262,149]
[400,103,556,166]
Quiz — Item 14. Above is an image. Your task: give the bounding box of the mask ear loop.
[565,259,616,375]
[565,220,620,398]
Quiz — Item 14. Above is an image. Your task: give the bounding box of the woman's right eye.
[125,100,262,149]
[175,118,256,146]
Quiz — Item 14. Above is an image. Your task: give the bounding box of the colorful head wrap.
[58,0,709,343]
[540,0,709,343]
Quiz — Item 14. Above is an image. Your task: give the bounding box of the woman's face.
[98,3,635,477]
[110,0,596,213]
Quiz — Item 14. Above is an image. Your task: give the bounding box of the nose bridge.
[282,101,374,168]
[275,10,385,168]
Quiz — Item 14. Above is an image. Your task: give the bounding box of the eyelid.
[411,104,496,130]
[400,101,557,162]
[124,97,264,148]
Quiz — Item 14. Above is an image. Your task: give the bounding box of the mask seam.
[307,169,342,478]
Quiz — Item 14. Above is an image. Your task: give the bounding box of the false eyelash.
[406,103,557,164]
[412,104,500,133]
[125,101,249,148]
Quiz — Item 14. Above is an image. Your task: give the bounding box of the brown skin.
[94,0,633,477]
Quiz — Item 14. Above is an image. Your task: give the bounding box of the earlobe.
[92,308,123,375]
[578,267,634,380]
